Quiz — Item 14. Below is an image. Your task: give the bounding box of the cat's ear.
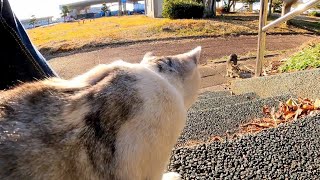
[141,52,155,64]
[143,52,154,61]
[184,46,201,64]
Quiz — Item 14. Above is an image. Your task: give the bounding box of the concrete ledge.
[190,92,259,112]
[230,69,320,99]
[198,91,231,100]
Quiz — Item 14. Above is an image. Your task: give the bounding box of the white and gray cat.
[0,47,202,180]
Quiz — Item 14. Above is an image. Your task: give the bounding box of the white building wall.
[146,0,163,18]
[155,0,163,17]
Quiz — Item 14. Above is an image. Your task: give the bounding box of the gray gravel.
[170,68,320,179]
[169,114,320,179]
[178,95,291,146]
[230,68,320,99]
[190,92,259,112]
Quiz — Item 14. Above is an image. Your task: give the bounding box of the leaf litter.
[181,97,320,147]
[234,97,320,137]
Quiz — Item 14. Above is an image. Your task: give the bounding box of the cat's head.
[140,47,201,109]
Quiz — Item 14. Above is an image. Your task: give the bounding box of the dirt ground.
[48,34,318,89]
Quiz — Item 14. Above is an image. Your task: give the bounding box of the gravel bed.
[169,114,320,179]
[177,95,291,146]
[190,92,259,112]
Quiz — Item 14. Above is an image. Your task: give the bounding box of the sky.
[9,0,80,20]
[8,0,139,20]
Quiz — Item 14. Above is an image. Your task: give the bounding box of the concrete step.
[230,68,320,99]
[169,114,320,179]
[198,91,232,100]
[177,94,291,146]
[190,92,259,112]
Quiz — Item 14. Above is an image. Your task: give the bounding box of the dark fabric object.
[0,0,58,90]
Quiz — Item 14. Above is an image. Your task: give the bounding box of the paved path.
[48,34,317,79]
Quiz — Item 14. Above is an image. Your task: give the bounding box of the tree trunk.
[232,1,236,12]
[249,3,253,12]
[281,0,298,24]
[281,0,298,16]
[268,0,273,17]
[226,0,236,13]
[213,0,216,16]
[203,0,216,17]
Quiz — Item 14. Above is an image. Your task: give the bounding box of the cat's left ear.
[184,46,201,64]
[142,52,154,62]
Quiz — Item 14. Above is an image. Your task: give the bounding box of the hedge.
[162,0,204,19]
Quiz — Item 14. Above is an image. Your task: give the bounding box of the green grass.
[279,41,320,72]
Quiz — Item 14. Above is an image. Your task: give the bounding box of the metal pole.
[263,0,320,32]
[255,0,269,77]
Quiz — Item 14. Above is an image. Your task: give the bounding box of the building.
[60,0,140,18]
[60,0,157,18]
[20,16,54,29]
[145,0,163,18]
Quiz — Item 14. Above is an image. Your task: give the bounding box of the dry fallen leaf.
[263,105,270,115]
[286,98,294,107]
[285,112,296,121]
[314,99,320,109]
[302,104,314,111]
[229,97,320,140]
[294,108,303,120]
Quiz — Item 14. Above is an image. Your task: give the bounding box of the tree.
[203,0,216,17]
[272,0,282,12]
[101,3,109,16]
[29,15,37,28]
[223,0,237,12]
[239,0,258,12]
[268,0,273,16]
[61,6,70,22]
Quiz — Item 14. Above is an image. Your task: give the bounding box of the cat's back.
[0,61,187,179]
[0,81,78,179]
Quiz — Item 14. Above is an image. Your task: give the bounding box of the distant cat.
[226,54,254,78]
[226,54,241,78]
[0,47,202,180]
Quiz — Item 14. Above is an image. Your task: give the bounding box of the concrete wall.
[146,0,163,18]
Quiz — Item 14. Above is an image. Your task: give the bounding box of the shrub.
[309,11,320,17]
[162,0,204,19]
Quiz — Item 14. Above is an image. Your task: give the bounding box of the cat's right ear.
[184,46,201,65]
[141,52,154,63]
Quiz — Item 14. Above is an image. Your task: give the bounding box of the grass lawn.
[279,39,320,72]
[27,14,314,55]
